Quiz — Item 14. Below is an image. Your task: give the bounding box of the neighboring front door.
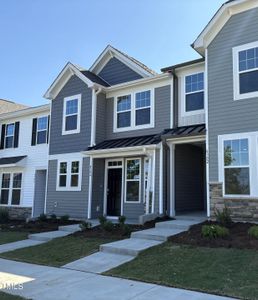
[107,168,122,216]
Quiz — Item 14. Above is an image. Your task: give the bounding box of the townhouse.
[0,0,258,222]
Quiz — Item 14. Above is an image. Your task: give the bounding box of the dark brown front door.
[107,168,122,216]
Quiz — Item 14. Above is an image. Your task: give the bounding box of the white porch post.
[159,143,164,215]
[146,153,153,214]
[168,143,175,217]
[151,149,156,214]
[87,157,93,219]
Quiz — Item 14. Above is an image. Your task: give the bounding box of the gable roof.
[0,99,29,115]
[89,45,157,78]
[193,0,258,55]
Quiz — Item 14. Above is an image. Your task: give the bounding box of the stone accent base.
[210,183,258,222]
[1,207,32,220]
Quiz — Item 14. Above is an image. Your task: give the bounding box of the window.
[115,90,153,131]
[223,138,250,195]
[125,159,141,202]
[57,160,81,191]
[0,173,22,205]
[233,42,258,100]
[37,116,48,144]
[5,123,15,148]
[185,72,204,113]
[62,94,81,134]
[117,95,131,128]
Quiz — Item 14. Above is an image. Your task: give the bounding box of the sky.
[0,0,226,106]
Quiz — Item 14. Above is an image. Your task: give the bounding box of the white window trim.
[62,94,81,135]
[182,72,205,117]
[113,89,154,133]
[36,116,48,145]
[233,41,258,101]
[5,123,15,149]
[218,131,258,198]
[124,157,141,204]
[56,158,82,191]
[0,172,23,207]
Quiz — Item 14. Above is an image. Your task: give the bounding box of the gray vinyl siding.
[98,57,142,85]
[33,170,47,217]
[96,93,106,144]
[105,85,171,139]
[91,158,105,218]
[49,75,92,155]
[46,158,89,219]
[208,8,258,181]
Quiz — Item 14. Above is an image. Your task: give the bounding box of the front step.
[155,219,200,230]
[28,230,71,242]
[58,224,81,233]
[131,228,185,241]
[100,238,162,256]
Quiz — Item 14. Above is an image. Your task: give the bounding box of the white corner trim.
[159,143,163,214]
[62,94,81,135]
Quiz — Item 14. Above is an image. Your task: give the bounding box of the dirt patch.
[0,219,79,234]
[74,216,172,239]
[169,221,258,250]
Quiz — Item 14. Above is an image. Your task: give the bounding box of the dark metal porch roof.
[163,124,206,139]
[0,155,27,166]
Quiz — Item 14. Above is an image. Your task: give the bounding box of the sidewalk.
[0,258,235,300]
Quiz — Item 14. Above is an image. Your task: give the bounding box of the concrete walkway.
[0,258,235,300]
[64,217,205,273]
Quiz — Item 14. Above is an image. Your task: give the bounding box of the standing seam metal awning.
[0,156,27,167]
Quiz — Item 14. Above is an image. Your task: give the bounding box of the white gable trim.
[193,0,258,55]
[89,45,154,78]
[44,63,104,100]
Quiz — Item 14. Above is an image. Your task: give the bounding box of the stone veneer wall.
[3,207,32,220]
[210,183,258,221]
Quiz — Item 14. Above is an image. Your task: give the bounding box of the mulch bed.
[74,216,172,239]
[0,219,79,234]
[169,221,258,250]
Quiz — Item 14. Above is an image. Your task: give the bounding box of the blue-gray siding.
[105,85,171,140]
[49,75,92,155]
[208,8,258,181]
[98,57,142,85]
[96,93,106,144]
[46,158,89,219]
[33,170,47,217]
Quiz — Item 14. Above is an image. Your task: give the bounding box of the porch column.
[168,143,175,217]
[87,156,93,219]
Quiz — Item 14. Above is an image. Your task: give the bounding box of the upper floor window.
[115,90,153,132]
[62,94,81,135]
[233,41,258,100]
[184,72,204,113]
[0,122,20,150]
[31,116,49,146]
[56,159,82,191]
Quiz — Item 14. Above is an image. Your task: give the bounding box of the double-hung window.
[125,159,141,202]
[5,123,15,148]
[0,173,22,205]
[62,94,81,134]
[115,90,153,131]
[57,160,81,191]
[36,116,48,144]
[184,72,204,113]
[233,41,258,100]
[223,138,250,195]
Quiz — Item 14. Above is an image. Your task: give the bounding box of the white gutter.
[90,87,102,146]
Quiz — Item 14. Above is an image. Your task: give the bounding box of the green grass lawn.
[0,235,116,267]
[0,232,28,245]
[0,291,27,300]
[105,243,258,300]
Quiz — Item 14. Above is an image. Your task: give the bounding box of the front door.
[107,168,122,216]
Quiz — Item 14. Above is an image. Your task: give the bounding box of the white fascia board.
[0,104,50,121]
[193,0,258,54]
[43,63,105,100]
[90,45,155,78]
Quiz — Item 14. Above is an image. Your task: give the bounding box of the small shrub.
[50,214,57,221]
[214,207,232,227]
[0,208,9,224]
[98,216,107,227]
[39,213,47,222]
[103,220,114,232]
[60,214,70,223]
[202,224,229,239]
[248,226,258,239]
[122,224,132,236]
[80,221,92,231]
[119,215,126,226]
